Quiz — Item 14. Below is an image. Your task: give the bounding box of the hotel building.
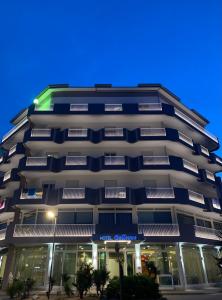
[0,84,222,289]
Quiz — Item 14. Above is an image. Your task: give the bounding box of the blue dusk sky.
[0,0,222,157]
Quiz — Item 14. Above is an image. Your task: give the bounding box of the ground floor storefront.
[0,242,221,289]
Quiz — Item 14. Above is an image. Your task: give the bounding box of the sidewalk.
[162,287,222,295]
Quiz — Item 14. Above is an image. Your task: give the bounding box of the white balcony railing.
[0,156,3,164]
[13,224,95,237]
[194,226,220,240]
[140,128,166,137]
[105,187,126,198]
[183,159,199,173]
[70,104,88,111]
[205,170,215,181]
[175,108,218,143]
[2,117,29,142]
[146,188,175,198]
[26,157,48,166]
[200,145,209,156]
[138,103,162,111]
[34,104,54,111]
[0,228,6,241]
[31,128,51,137]
[62,188,85,199]
[104,128,124,137]
[188,190,205,204]
[3,170,11,182]
[178,132,193,146]
[212,198,221,210]
[216,157,222,165]
[68,128,88,137]
[138,224,180,236]
[143,156,170,165]
[20,189,43,199]
[105,104,122,111]
[65,156,87,166]
[104,156,125,165]
[8,145,17,156]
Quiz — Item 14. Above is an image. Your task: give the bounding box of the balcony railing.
[105,104,122,111]
[20,189,43,199]
[3,170,11,182]
[205,170,215,181]
[8,145,17,156]
[104,128,124,137]
[2,117,28,142]
[216,157,222,165]
[178,132,193,146]
[175,108,218,143]
[34,105,54,111]
[188,190,205,204]
[31,128,51,137]
[146,188,175,198]
[68,128,88,137]
[13,224,95,237]
[0,156,3,163]
[140,128,166,137]
[183,159,199,173]
[200,145,209,156]
[143,156,170,165]
[138,103,162,111]
[105,187,126,198]
[70,104,88,111]
[26,157,48,166]
[194,225,220,240]
[62,188,85,199]
[0,228,6,241]
[212,198,221,210]
[138,224,180,236]
[65,156,87,166]
[104,156,125,165]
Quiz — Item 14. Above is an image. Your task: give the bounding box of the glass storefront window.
[202,247,222,283]
[14,246,48,286]
[182,245,204,284]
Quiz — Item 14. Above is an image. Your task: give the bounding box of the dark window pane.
[99,213,115,225]
[116,213,132,224]
[154,212,172,224]
[23,213,36,224]
[0,223,7,230]
[76,212,93,224]
[58,212,75,224]
[214,222,222,230]
[197,219,212,228]
[177,214,195,225]
[37,212,53,224]
[138,212,154,224]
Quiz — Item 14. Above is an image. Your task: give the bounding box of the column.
[199,245,208,285]
[2,246,15,289]
[176,243,187,289]
[92,243,98,270]
[135,243,142,273]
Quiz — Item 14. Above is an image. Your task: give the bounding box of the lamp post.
[46,210,57,299]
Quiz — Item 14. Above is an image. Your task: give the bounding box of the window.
[177,213,195,225]
[138,211,172,224]
[116,213,132,225]
[36,212,54,224]
[99,213,115,225]
[58,212,75,224]
[196,218,212,228]
[213,222,222,230]
[0,222,7,230]
[76,212,93,224]
[22,212,36,224]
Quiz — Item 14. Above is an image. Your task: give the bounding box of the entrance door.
[108,252,121,278]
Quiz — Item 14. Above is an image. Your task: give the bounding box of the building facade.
[0,84,222,289]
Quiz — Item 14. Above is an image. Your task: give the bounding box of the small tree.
[73,263,93,299]
[93,268,110,296]
[62,274,73,297]
[145,261,158,280]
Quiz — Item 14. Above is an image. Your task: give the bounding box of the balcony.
[194,225,220,240]
[31,128,51,137]
[105,104,122,111]
[183,159,199,173]
[175,108,218,143]
[3,170,11,182]
[13,224,95,237]
[178,132,193,147]
[212,198,221,210]
[62,188,85,199]
[68,128,88,137]
[205,170,215,181]
[138,103,162,111]
[70,104,88,111]
[34,105,54,111]
[26,157,48,166]
[0,157,3,164]
[104,156,125,165]
[146,188,175,199]
[200,145,209,156]
[188,190,205,204]
[143,156,170,165]
[104,128,124,137]
[0,228,6,241]
[215,156,222,165]
[2,117,29,142]
[138,224,180,236]
[8,144,17,156]
[140,128,166,137]
[105,187,126,198]
[65,156,87,166]
[20,189,43,199]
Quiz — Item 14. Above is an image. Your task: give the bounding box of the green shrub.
[6,279,25,299]
[92,268,110,296]
[73,263,93,299]
[106,274,162,300]
[62,273,73,297]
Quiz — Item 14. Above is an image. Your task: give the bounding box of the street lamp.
[46,210,57,299]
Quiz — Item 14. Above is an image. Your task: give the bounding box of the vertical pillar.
[199,245,208,285]
[2,246,15,290]
[92,243,98,270]
[176,243,187,289]
[135,243,142,273]
[47,243,53,280]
